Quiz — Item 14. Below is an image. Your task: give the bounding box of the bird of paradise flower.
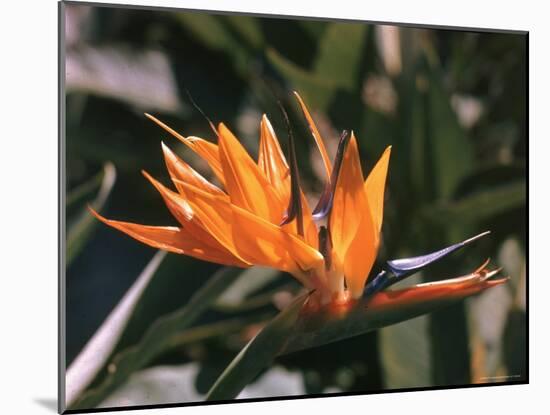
[90,91,506,311]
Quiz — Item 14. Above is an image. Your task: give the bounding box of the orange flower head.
[91,92,391,305]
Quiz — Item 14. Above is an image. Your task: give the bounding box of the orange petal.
[330,132,377,297]
[257,114,291,203]
[364,146,391,234]
[344,209,377,298]
[145,113,225,185]
[161,142,225,196]
[257,115,317,248]
[218,123,284,223]
[293,91,332,178]
[141,171,248,265]
[162,174,247,262]
[177,181,324,284]
[330,133,367,262]
[229,202,324,286]
[89,208,249,267]
[184,136,224,184]
[142,170,194,224]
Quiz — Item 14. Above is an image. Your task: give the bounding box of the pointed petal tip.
[141,171,175,198]
[479,267,504,281]
[87,205,102,219]
[292,92,332,177]
[217,122,231,139]
[375,145,392,166]
[142,170,157,190]
[144,112,159,123]
[474,258,491,274]
[160,142,180,161]
[141,170,159,187]
[88,206,112,226]
[464,231,491,245]
[160,141,172,155]
[385,232,494,282]
[260,114,276,133]
[381,145,392,164]
[348,131,357,147]
[480,275,509,289]
[489,276,510,286]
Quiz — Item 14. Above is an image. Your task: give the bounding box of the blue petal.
[363,231,490,298]
[363,270,391,297]
[386,231,490,277]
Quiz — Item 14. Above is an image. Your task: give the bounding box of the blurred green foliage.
[65,2,527,408]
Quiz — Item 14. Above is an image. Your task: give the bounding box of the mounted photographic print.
[59,1,528,413]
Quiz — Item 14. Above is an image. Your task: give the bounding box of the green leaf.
[176,13,236,52]
[213,282,297,313]
[223,15,263,49]
[314,22,368,90]
[426,66,475,199]
[266,48,337,111]
[66,168,104,211]
[379,276,432,388]
[166,314,273,351]
[69,266,244,410]
[214,267,283,311]
[215,267,280,307]
[502,309,527,381]
[422,181,526,225]
[175,12,251,73]
[206,293,309,401]
[299,20,328,39]
[380,315,432,388]
[66,162,116,265]
[65,251,166,407]
[408,82,430,199]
